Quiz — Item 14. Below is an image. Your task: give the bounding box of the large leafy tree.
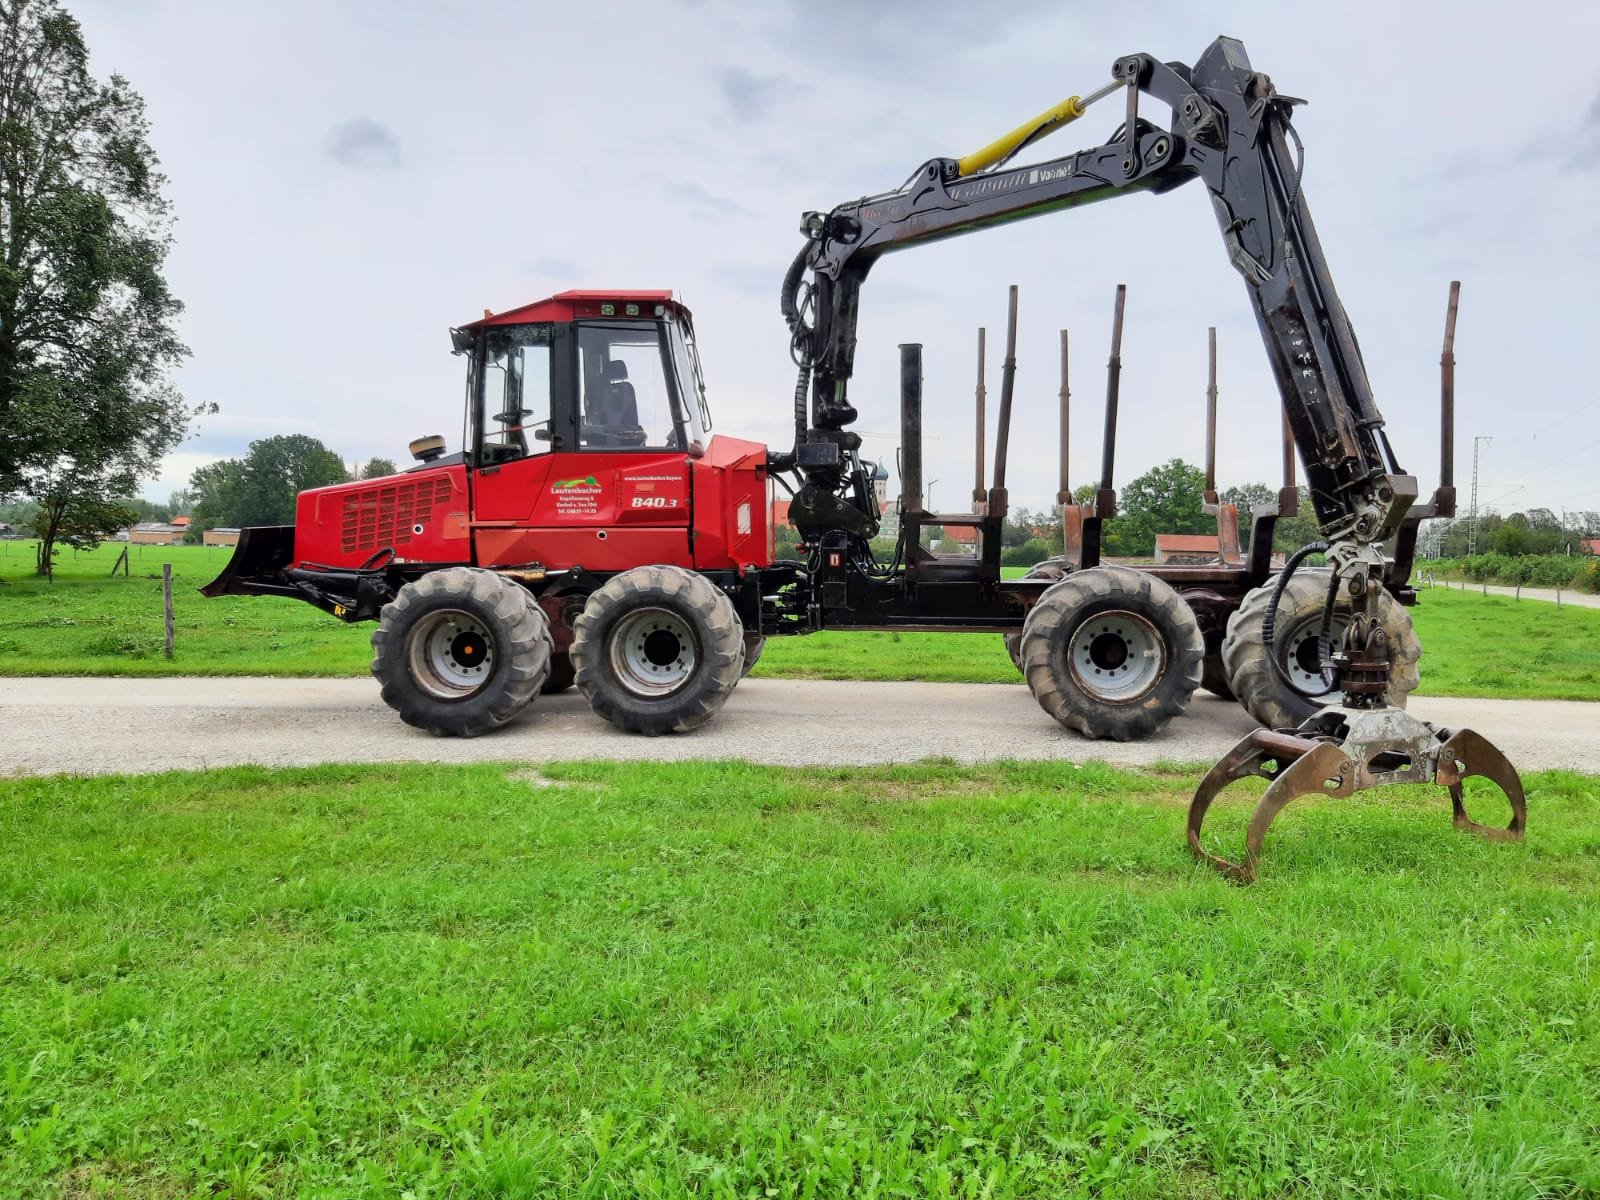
[1103,458,1211,557]
[189,435,348,530]
[0,0,193,575]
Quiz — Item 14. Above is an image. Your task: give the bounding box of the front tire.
[371,568,552,737]
[1223,570,1421,730]
[570,565,744,735]
[1018,564,1203,741]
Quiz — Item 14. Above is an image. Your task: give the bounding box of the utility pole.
[1468,435,1492,554]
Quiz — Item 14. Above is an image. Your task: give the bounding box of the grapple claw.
[1187,706,1526,882]
[1186,729,1316,882]
[1437,728,1527,841]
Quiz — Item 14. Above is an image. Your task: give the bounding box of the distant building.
[1582,538,1600,556]
[1153,533,1221,565]
[127,522,186,546]
[203,528,241,547]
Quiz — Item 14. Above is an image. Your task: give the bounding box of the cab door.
[472,319,694,570]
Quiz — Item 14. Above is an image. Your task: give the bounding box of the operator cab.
[435,290,713,470]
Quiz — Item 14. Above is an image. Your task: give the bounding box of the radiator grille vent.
[340,477,454,553]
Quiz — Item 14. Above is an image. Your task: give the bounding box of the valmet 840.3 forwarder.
[206,36,1525,879]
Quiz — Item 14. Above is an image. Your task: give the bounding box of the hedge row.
[1428,553,1600,592]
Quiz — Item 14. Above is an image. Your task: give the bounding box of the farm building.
[127,522,187,545]
[203,528,241,547]
[1153,533,1222,565]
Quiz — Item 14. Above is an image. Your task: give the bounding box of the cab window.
[479,323,553,464]
[576,322,684,451]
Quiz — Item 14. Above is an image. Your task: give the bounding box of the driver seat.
[585,361,646,446]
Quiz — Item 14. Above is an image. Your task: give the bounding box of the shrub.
[1001,538,1054,567]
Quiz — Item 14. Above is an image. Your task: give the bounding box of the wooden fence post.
[162,563,175,659]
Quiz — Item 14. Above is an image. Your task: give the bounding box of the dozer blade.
[1187,705,1526,883]
[198,525,295,598]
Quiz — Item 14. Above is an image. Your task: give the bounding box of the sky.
[72,0,1600,522]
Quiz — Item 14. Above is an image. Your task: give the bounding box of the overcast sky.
[75,0,1600,521]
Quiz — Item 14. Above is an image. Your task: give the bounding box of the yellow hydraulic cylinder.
[954,78,1120,178]
[956,97,1086,177]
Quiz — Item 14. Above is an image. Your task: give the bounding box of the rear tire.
[1005,557,1074,673]
[371,568,552,737]
[570,565,744,735]
[1223,570,1421,730]
[1018,564,1203,741]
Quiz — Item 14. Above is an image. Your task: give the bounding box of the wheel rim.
[407,609,495,700]
[610,606,698,697]
[1281,616,1349,696]
[1067,609,1165,703]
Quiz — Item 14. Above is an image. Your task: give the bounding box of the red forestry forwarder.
[206,37,1525,878]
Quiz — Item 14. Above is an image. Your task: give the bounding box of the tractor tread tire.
[1005,558,1075,672]
[1223,569,1421,730]
[1018,564,1204,741]
[570,564,744,736]
[371,567,552,738]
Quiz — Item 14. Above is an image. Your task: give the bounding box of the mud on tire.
[570,564,744,735]
[1223,569,1421,730]
[1018,564,1204,741]
[371,567,553,737]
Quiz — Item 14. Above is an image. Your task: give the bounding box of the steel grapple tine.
[1187,730,1313,883]
[1437,728,1527,842]
[1241,742,1353,877]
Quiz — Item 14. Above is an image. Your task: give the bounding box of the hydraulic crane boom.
[781,35,1415,547]
[779,35,1524,881]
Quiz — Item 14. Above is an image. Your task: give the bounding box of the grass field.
[2,758,1596,1197]
[3,541,1599,700]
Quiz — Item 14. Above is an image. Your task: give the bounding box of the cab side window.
[480,325,553,464]
[577,323,680,450]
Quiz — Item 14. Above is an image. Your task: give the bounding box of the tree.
[0,0,195,574]
[359,456,398,480]
[189,435,348,530]
[30,491,133,570]
[1103,458,1210,557]
[1220,481,1276,541]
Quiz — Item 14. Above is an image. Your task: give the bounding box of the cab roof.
[460,290,690,330]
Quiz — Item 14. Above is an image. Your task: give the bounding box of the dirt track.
[1,676,1595,777]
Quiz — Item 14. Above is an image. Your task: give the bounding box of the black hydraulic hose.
[1262,540,1330,697]
[1314,569,1341,694]
[780,243,811,352]
[770,243,815,473]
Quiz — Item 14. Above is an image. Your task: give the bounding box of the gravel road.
[2,676,1596,777]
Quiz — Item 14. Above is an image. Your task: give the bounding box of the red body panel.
[473,449,695,571]
[292,465,472,569]
[289,435,771,576]
[688,436,770,571]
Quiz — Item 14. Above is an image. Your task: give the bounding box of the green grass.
[4,542,1600,701]
[0,541,373,676]
[2,758,1597,1197]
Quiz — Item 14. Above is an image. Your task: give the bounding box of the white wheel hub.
[1281,616,1348,696]
[610,606,698,696]
[1067,609,1165,703]
[408,609,495,700]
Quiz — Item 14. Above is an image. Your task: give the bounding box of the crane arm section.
[782,36,1415,544]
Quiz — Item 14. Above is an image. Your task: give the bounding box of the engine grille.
[340,477,454,554]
